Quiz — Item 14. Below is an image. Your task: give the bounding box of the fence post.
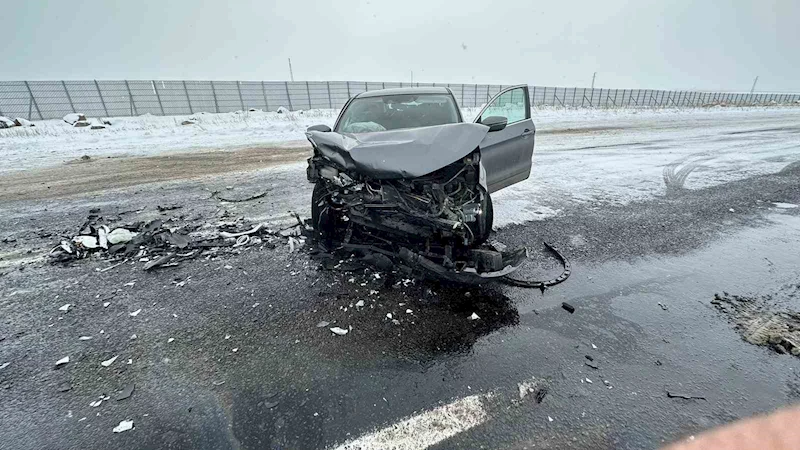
[261,81,270,111]
[28,97,32,119]
[474,84,478,107]
[23,81,42,120]
[237,81,245,110]
[210,81,220,113]
[152,81,165,115]
[461,84,465,106]
[124,80,136,116]
[486,85,490,103]
[346,81,351,99]
[326,81,332,109]
[305,81,312,109]
[62,80,76,113]
[364,81,368,92]
[94,80,109,117]
[283,81,294,110]
[182,80,193,114]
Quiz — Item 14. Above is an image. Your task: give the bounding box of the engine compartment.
[307,149,527,282]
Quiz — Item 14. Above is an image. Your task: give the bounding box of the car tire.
[472,189,494,245]
[311,181,342,241]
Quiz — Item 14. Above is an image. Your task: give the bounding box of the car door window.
[479,87,527,124]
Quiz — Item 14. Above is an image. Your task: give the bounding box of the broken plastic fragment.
[59,304,72,312]
[129,309,142,317]
[386,313,393,319]
[355,300,364,307]
[107,229,137,245]
[468,312,480,321]
[316,321,330,328]
[73,235,99,249]
[548,416,554,422]
[101,356,119,367]
[89,399,103,407]
[330,327,349,336]
[55,356,70,366]
[130,334,137,340]
[167,338,175,343]
[406,309,413,314]
[79,336,93,341]
[112,420,134,433]
[103,302,110,308]
[98,226,109,249]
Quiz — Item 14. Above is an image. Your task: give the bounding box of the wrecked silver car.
[305,86,539,282]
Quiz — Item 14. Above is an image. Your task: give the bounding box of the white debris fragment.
[78,417,87,422]
[391,319,401,325]
[112,420,134,433]
[127,359,132,365]
[59,303,72,312]
[548,416,554,422]
[98,226,109,249]
[124,281,136,287]
[0,362,10,370]
[90,399,103,407]
[73,235,99,248]
[773,202,798,209]
[130,334,137,340]
[55,356,70,366]
[591,343,598,349]
[330,327,349,336]
[101,356,119,367]
[224,334,231,340]
[167,338,175,343]
[129,309,142,317]
[79,336,93,341]
[468,312,480,321]
[355,300,365,307]
[374,273,381,279]
[585,378,593,384]
[406,309,413,314]
[369,290,379,296]
[386,313,393,319]
[107,228,137,244]
[103,302,111,308]
[729,208,735,212]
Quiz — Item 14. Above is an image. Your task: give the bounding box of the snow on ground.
[2,105,799,229]
[0,109,340,173]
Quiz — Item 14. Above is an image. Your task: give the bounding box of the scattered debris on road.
[561,302,576,314]
[666,390,706,400]
[101,356,119,367]
[468,312,480,321]
[55,356,69,367]
[330,327,349,336]
[112,420,134,433]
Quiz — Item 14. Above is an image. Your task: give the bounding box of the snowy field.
[1,106,796,174]
[2,106,798,229]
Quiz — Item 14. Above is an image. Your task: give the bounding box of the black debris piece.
[666,390,706,400]
[585,355,594,361]
[561,302,576,314]
[585,361,599,370]
[57,381,72,392]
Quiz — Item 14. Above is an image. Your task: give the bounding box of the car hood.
[306,123,489,179]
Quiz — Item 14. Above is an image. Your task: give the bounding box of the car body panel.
[306,123,489,180]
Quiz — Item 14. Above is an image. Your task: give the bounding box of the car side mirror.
[481,116,507,132]
[307,124,331,133]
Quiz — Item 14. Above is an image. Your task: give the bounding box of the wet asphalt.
[1,153,800,450]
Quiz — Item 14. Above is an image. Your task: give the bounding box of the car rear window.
[337,94,459,133]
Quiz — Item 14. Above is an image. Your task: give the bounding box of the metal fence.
[1,80,798,121]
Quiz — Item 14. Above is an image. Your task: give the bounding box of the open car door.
[473,85,535,193]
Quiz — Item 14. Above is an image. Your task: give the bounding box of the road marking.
[332,394,490,450]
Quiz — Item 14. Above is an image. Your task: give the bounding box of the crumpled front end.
[305,125,527,282]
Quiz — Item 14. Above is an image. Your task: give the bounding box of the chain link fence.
[1,80,798,121]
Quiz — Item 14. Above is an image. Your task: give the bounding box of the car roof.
[355,86,452,98]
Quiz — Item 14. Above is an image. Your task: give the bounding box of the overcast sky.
[2,0,797,91]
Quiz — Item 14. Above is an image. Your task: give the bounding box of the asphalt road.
[1,109,800,450]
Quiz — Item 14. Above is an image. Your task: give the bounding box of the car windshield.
[337,94,459,133]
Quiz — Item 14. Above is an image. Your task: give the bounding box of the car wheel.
[472,189,494,245]
[311,181,342,241]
